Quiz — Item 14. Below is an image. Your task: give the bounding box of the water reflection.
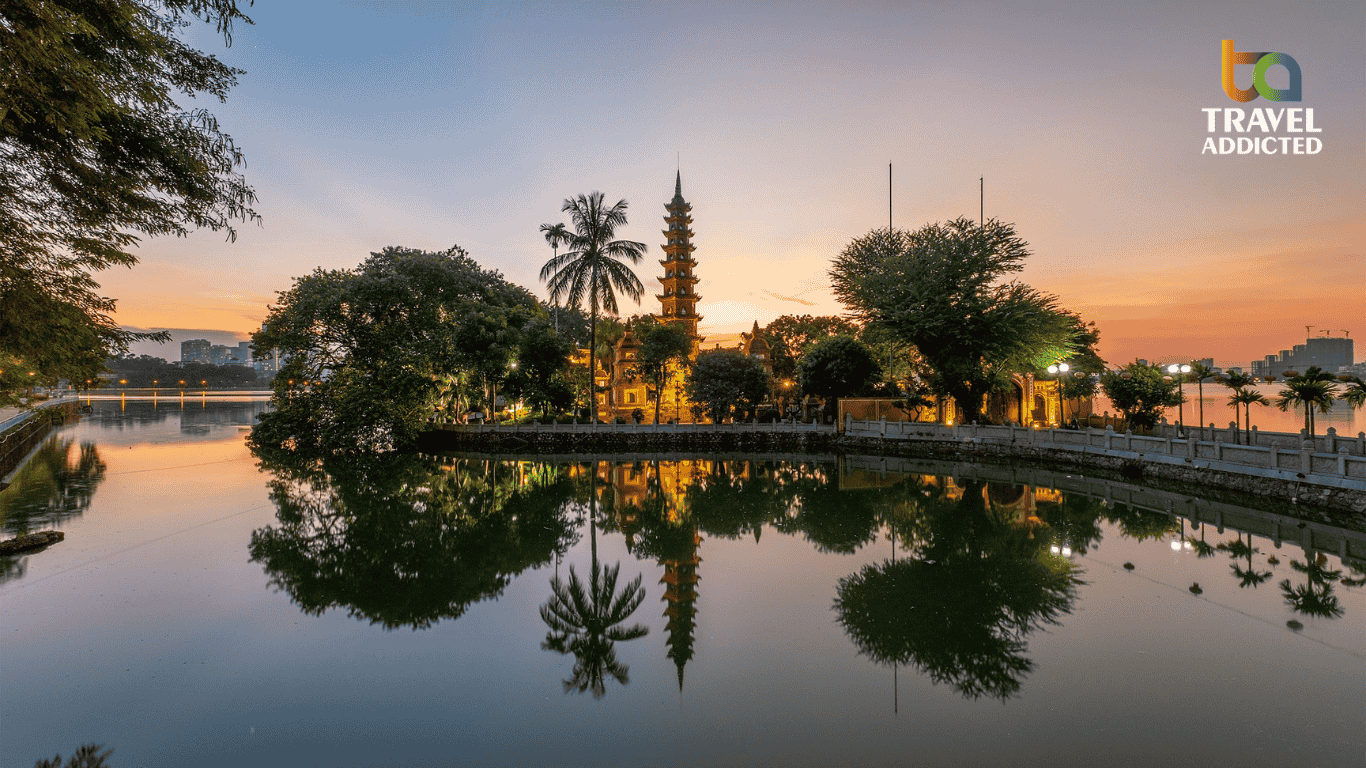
[541,561,649,698]
[249,448,578,629]
[1281,557,1344,619]
[0,438,106,585]
[835,478,1082,701]
[250,448,1363,700]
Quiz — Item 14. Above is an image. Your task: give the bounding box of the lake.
[2,399,1362,767]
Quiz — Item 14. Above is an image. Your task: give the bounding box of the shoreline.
[415,426,1366,520]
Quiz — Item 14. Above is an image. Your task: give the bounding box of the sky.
[111,1,1365,368]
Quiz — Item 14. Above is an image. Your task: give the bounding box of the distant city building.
[1250,336,1354,377]
[181,339,211,364]
[1193,358,1214,370]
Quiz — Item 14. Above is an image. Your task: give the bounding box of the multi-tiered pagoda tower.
[658,172,703,350]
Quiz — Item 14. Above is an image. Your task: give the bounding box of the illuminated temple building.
[589,173,1073,427]
[597,173,769,422]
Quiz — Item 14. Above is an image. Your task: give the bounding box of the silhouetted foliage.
[541,561,649,698]
[249,451,576,629]
[835,479,1081,700]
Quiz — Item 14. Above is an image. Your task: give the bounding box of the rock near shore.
[0,530,65,555]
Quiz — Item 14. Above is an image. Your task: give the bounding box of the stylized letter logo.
[1222,40,1301,102]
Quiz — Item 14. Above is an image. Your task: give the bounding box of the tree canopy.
[762,314,860,380]
[829,220,1081,424]
[627,319,693,424]
[797,335,884,412]
[0,0,257,406]
[251,246,540,453]
[1099,361,1182,432]
[540,192,646,420]
[685,348,770,423]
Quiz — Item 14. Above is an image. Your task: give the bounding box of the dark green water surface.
[2,400,1363,767]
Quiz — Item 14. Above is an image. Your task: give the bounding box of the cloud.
[762,289,816,306]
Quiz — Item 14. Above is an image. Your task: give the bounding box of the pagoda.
[657,172,703,350]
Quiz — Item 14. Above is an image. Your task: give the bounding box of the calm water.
[2,400,1363,767]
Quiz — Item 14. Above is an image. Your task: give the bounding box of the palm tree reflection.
[541,561,649,698]
[540,459,649,698]
[1280,557,1344,619]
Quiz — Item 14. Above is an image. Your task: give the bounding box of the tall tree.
[830,220,1080,424]
[1338,374,1366,410]
[1275,367,1338,437]
[252,246,538,452]
[539,222,569,333]
[1,0,258,405]
[540,192,646,422]
[1219,372,1257,443]
[1189,361,1216,433]
[628,320,693,424]
[1229,387,1269,445]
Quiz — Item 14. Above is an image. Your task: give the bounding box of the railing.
[842,416,1366,486]
[429,418,836,435]
[0,398,80,485]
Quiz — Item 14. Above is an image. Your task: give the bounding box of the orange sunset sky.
[108,2,1364,368]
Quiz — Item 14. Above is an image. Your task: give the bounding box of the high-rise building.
[1250,336,1354,376]
[181,339,211,364]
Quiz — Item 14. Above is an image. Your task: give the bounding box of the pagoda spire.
[657,173,702,342]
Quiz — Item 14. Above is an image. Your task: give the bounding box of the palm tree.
[594,317,627,414]
[540,560,649,698]
[539,222,570,333]
[540,193,646,422]
[1189,361,1216,436]
[1339,374,1366,410]
[1275,366,1338,437]
[1229,387,1269,445]
[1220,372,1253,442]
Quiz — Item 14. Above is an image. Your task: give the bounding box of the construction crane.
[1305,325,1314,339]
[1342,330,1352,338]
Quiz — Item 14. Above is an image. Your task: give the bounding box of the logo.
[1221,39,1301,102]
[1202,40,1320,155]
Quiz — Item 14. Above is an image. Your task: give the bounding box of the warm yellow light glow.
[1170,540,1181,551]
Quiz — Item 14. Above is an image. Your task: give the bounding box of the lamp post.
[1167,363,1191,435]
[1046,363,1069,426]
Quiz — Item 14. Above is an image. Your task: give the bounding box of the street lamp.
[1045,363,1070,426]
[1167,363,1191,435]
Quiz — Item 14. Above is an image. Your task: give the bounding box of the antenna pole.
[889,163,892,232]
[980,176,984,226]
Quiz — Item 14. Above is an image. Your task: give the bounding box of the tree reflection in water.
[835,479,1081,701]
[1,438,106,585]
[540,459,650,698]
[1280,557,1344,619]
[249,449,577,629]
[541,561,648,698]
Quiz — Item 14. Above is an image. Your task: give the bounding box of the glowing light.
[1170,540,1181,551]
[1050,545,1061,554]
[1062,547,1072,556]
